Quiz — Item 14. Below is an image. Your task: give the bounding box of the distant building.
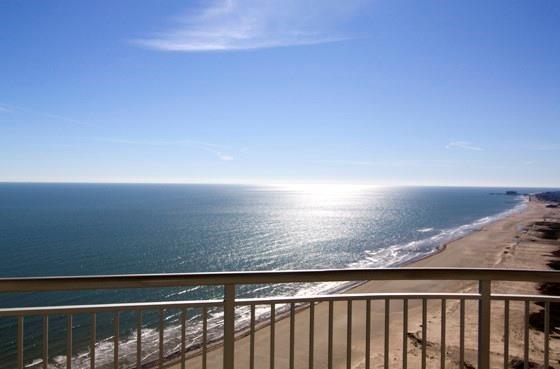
[537,191,560,203]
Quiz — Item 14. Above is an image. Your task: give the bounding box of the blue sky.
[1,0,559,187]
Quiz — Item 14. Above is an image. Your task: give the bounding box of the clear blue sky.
[1,0,559,187]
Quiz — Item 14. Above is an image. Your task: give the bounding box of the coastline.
[16,191,537,369]
[165,196,557,369]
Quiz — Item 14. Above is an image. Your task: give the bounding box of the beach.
[167,197,560,369]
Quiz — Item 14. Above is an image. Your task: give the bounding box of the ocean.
[0,184,549,368]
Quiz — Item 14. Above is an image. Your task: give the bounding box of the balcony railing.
[0,268,559,369]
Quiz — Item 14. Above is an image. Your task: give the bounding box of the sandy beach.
[167,198,560,369]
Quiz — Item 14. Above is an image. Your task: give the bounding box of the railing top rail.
[0,299,223,316]
[0,268,558,292]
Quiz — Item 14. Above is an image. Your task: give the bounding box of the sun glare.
[273,183,377,195]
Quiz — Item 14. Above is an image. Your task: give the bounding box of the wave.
[30,197,528,369]
[348,196,527,270]
[25,359,43,368]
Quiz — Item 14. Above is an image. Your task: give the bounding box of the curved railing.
[1,268,559,369]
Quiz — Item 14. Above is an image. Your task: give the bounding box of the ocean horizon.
[0,183,554,368]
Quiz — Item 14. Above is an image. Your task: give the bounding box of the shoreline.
[163,195,549,369]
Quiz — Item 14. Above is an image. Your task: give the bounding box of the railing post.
[478,280,491,369]
[223,284,236,369]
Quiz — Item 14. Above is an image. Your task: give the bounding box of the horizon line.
[0,180,558,190]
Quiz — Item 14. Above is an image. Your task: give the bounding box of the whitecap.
[24,359,42,368]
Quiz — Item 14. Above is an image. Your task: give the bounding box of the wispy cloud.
[0,102,95,127]
[315,159,378,166]
[99,138,224,147]
[99,138,235,161]
[134,0,366,52]
[40,113,95,127]
[316,159,459,168]
[217,153,234,161]
[445,141,484,151]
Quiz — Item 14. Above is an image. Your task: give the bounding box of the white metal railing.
[0,268,559,369]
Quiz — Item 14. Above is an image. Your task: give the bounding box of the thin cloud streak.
[134,0,366,52]
[0,102,95,127]
[445,141,484,151]
[99,138,226,148]
[40,113,95,127]
[99,138,235,161]
[217,153,234,161]
[315,159,378,166]
[315,159,460,168]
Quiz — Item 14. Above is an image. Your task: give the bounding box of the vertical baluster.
[17,316,24,369]
[347,300,352,369]
[328,300,334,369]
[202,307,208,369]
[137,310,142,369]
[524,301,529,369]
[544,301,550,369]
[270,303,276,369]
[290,303,296,369]
[459,300,465,369]
[250,304,255,369]
[309,302,315,369]
[384,299,389,369]
[504,300,509,369]
[181,308,186,369]
[43,315,49,369]
[223,285,236,369]
[422,299,427,369]
[90,313,96,369]
[440,299,446,369]
[478,281,491,369]
[402,299,408,369]
[67,315,73,369]
[159,308,164,369]
[114,312,120,369]
[365,300,371,369]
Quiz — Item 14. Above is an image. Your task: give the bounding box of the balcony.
[0,268,559,369]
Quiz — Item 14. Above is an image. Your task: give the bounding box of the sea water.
[0,184,549,368]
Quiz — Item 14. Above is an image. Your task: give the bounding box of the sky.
[1,0,559,187]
